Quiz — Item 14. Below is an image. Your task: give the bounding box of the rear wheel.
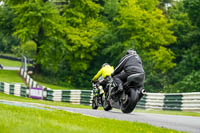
[121,89,139,113]
[92,97,98,109]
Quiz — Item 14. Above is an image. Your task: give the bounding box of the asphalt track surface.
[0,100,200,133]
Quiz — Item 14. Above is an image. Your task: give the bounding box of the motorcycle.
[101,73,146,113]
[91,80,104,109]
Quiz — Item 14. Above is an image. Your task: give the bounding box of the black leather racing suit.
[112,52,144,88]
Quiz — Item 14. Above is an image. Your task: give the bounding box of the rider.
[92,63,114,93]
[111,49,145,94]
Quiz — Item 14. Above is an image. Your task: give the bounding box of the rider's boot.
[99,86,104,95]
[119,83,123,90]
[111,83,123,97]
[117,83,123,93]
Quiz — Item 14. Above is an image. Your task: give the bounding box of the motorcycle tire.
[102,95,112,111]
[121,89,139,113]
[92,97,98,109]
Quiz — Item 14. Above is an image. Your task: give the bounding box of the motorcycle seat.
[127,73,145,86]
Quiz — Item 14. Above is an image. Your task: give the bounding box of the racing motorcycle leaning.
[92,73,146,113]
[91,80,105,109]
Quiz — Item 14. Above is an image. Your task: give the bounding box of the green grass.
[0,58,21,67]
[0,103,182,133]
[31,73,91,90]
[0,69,76,90]
[0,70,24,83]
[37,81,73,90]
[32,74,83,90]
[0,53,21,58]
[0,93,91,109]
[0,57,87,90]
[0,70,78,90]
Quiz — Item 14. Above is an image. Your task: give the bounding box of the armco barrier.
[20,68,41,88]
[0,54,33,63]
[137,92,200,111]
[0,82,28,97]
[44,90,200,111]
[19,67,200,111]
[0,55,21,62]
[45,89,93,105]
[20,68,93,105]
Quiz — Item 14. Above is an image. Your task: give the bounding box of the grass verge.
[37,81,72,90]
[0,103,182,133]
[0,70,24,83]
[0,93,91,109]
[0,53,20,58]
[0,69,78,90]
[32,73,88,90]
[0,58,89,90]
[0,58,21,67]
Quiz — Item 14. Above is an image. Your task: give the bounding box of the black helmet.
[102,63,109,67]
[126,49,136,55]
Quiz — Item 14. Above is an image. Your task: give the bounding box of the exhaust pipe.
[137,88,146,102]
[141,89,146,95]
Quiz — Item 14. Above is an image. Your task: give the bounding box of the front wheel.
[92,97,98,109]
[102,94,112,111]
[121,89,139,113]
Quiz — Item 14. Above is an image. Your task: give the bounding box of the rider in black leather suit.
[111,49,145,93]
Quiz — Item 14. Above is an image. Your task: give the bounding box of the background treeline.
[0,0,199,92]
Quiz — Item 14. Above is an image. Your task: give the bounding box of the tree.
[164,0,200,92]
[10,0,65,72]
[158,0,173,12]
[104,0,119,21]
[103,0,176,71]
[184,0,200,28]
[90,0,176,91]
[61,0,104,71]
[41,0,105,86]
[0,5,19,53]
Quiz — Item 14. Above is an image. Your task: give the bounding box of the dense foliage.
[0,0,199,92]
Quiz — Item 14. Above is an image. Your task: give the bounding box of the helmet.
[102,63,109,67]
[126,49,136,55]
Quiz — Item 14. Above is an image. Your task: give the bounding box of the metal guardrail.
[137,93,200,111]
[0,55,21,62]
[0,82,28,97]
[45,89,92,105]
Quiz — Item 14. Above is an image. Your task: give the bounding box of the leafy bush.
[173,71,200,92]
[21,41,37,58]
